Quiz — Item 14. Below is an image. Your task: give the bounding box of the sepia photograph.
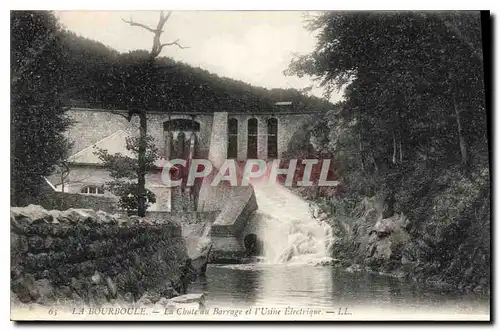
[9,9,491,322]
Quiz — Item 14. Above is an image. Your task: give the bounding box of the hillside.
[58,30,334,113]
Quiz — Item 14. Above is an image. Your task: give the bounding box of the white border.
[2,1,498,330]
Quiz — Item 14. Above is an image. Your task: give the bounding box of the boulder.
[11,205,52,224]
[137,291,161,305]
[60,209,98,223]
[49,210,62,223]
[372,217,396,236]
[345,264,362,273]
[34,278,55,304]
[123,292,135,303]
[11,274,38,303]
[169,293,205,305]
[166,293,206,311]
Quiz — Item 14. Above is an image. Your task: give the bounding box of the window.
[247,118,258,159]
[80,186,104,195]
[267,117,278,159]
[227,118,238,159]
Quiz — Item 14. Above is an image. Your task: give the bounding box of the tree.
[11,11,72,205]
[286,11,490,291]
[95,135,159,214]
[109,11,189,217]
[287,11,487,205]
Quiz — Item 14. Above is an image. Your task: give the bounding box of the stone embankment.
[10,204,201,308]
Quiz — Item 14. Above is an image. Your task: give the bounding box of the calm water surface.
[190,263,489,318]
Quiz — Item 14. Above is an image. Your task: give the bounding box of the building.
[46,105,324,212]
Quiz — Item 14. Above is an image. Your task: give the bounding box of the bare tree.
[120,10,189,216]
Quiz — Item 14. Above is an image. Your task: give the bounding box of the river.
[189,263,489,320]
[190,183,489,320]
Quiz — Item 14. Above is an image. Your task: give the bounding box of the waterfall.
[250,183,334,264]
[183,221,212,258]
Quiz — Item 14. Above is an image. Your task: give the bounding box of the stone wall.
[10,205,188,306]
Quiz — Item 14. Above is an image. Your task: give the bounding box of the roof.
[67,130,166,168]
[68,130,134,164]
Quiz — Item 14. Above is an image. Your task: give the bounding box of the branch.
[160,38,190,50]
[156,11,172,31]
[121,18,157,33]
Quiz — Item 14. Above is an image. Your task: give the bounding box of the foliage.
[56,30,334,113]
[11,11,72,205]
[286,11,490,291]
[95,135,159,213]
[107,182,157,213]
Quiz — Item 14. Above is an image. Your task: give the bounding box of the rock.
[55,285,72,299]
[161,283,179,299]
[60,209,98,223]
[34,278,55,304]
[170,293,206,305]
[277,246,294,263]
[371,238,392,260]
[123,292,135,303]
[11,232,28,253]
[345,264,362,273]
[49,210,62,222]
[91,271,102,285]
[28,235,44,250]
[11,205,52,224]
[315,258,341,266]
[96,210,115,224]
[373,217,397,236]
[168,293,206,311]
[155,297,170,307]
[71,292,83,302]
[11,274,38,303]
[88,285,109,306]
[105,276,117,299]
[44,236,54,249]
[138,291,161,305]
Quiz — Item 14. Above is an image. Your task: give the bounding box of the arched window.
[227,118,238,159]
[247,118,258,159]
[163,118,200,159]
[267,117,278,159]
[80,185,104,195]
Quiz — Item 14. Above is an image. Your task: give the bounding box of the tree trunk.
[453,97,469,168]
[358,131,365,172]
[137,112,147,217]
[392,131,397,165]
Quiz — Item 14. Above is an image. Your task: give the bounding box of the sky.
[55,11,344,103]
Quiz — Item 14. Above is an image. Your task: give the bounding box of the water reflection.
[190,263,489,316]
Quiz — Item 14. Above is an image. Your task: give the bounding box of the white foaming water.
[183,221,212,258]
[249,183,334,265]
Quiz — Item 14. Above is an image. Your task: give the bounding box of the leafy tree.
[95,135,159,213]
[286,11,490,291]
[11,11,72,205]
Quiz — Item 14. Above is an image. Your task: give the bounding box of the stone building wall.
[226,113,317,161]
[66,108,213,159]
[54,166,172,212]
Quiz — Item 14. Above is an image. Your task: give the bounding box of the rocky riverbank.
[306,195,490,295]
